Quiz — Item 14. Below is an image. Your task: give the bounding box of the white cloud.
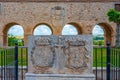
[62,24,78,35]
[92,25,104,35]
[33,25,52,35]
[8,25,24,36]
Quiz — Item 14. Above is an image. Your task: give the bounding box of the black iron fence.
[110,48,120,80]
[0,43,120,80]
[93,43,120,80]
[93,46,107,80]
[0,45,28,80]
[0,47,15,80]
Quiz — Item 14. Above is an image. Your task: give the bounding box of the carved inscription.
[34,37,51,46]
[69,40,85,46]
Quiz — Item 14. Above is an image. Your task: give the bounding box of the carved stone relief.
[65,43,88,67]
[63,36,90,74]
[29,35,92,74]
[31,37,53,73]
[51,6,66,27]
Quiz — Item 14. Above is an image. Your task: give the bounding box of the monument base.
[26,73,95,80]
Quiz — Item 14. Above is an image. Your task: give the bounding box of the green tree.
[107,8,120,47]
[8,34,18,46]
[8,34,24,46]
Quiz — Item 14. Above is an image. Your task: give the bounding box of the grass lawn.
[18,48,28,66]
[0,48,15,66]
[0,47,27,66]
[110,48,120,67]
[93,47,107,67]
[93,47,120,67]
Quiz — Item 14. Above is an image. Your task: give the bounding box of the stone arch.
[69,22,82,34]
[62,22,82,35]
[32,23,53,35]
[3,22,24,46]
[92,22,114,46]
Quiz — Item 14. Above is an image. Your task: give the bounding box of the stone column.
[24,33,32,46]
[52,27,63,35]
[115,23,120,47]
[111,33,115,47]
[3,33,8,46]
[0,33,3,47]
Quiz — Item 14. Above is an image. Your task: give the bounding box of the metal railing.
[0,43,120,80]
[17,46,28,80]
[0,47,15,80]
[110,48,120,80]
[93,43,120,80]
[0,44,28,80]
[93,46,107,80]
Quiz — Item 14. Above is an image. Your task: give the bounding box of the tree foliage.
[93,40,104,46]
[8,34,24,46]
[107,8,120,47]
[93,35,104,40]
[107,8,120,23]
[93,34,104,46]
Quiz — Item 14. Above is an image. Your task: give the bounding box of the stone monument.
[26,35,95,80]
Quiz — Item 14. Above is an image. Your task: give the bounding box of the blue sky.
[8,24,104,36]
[92,25,104,35]
[8,25,24,36]
[33,25,52,35]
[62,24,78,35]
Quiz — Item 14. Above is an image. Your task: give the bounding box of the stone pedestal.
[26,35,95,80]
[26,73,95,80]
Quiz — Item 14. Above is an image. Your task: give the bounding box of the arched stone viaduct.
[0,0,119,46]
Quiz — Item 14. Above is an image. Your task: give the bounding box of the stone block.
[26,73,95,80]
[26,35,95,80]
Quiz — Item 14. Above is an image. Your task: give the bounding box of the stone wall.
[0,2,117,46]
[0,0,119,2]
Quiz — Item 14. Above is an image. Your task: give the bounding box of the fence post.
[15,43,18,80]
[106,42,110,80]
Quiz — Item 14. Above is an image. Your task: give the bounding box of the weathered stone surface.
[0,0,119,2]
[28,35,93,74]
[32,37,52,67]
[26,35,95,80]
[26,73,95,80]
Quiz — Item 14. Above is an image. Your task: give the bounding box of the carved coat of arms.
[31,37,53,73]
[29,36,92,74]
[51,6,65,27]
[64,39,89,73]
